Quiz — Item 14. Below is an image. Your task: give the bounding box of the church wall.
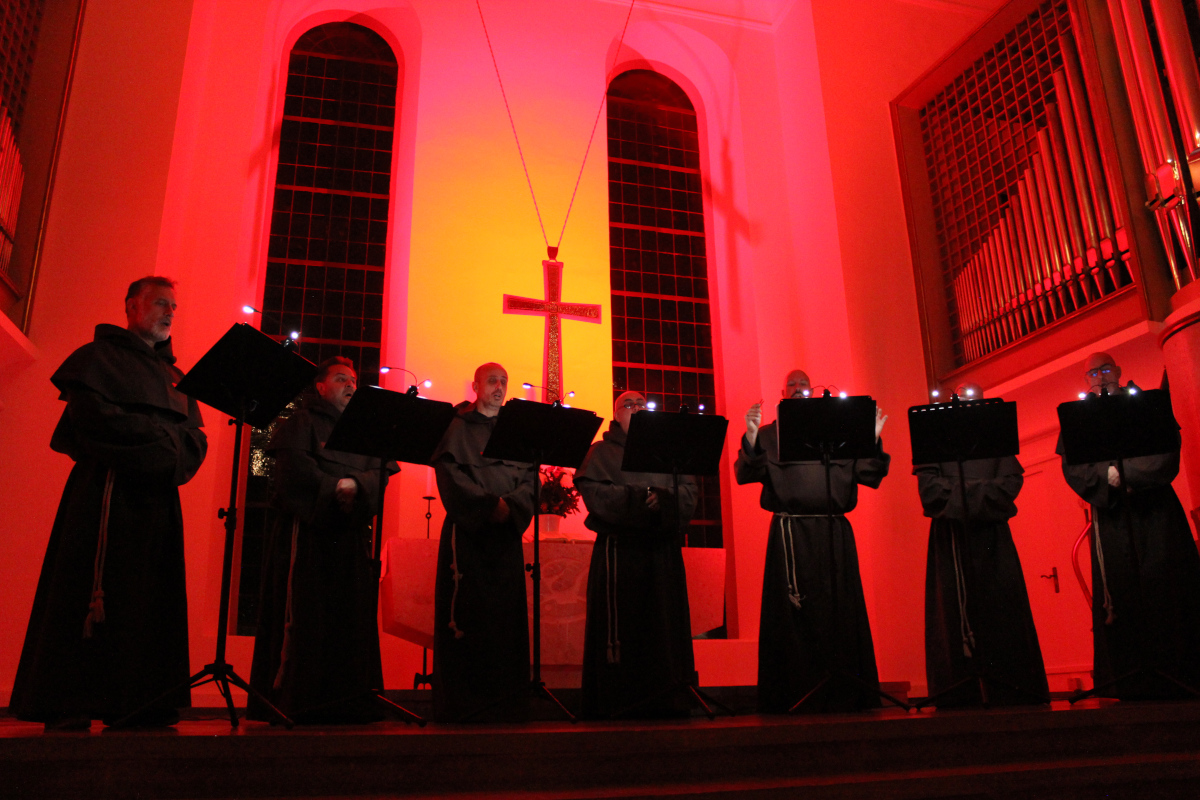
[0,0,197,703]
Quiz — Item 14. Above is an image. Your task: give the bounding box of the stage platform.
[4,693,1200,799]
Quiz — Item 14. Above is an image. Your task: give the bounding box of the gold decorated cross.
[503,255,601,403]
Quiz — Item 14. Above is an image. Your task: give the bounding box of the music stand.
[461,399,602,722]
[609,407,732,720]
[776,393,910,712]
[908,397,1048,709]
[322,384,458,726]
[113,323,316,729]
[1057,388,1197,702]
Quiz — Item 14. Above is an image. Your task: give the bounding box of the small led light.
[423,379,433,388]
[647,401,657,410]
[839,391,848,399]
[965,389,975,397]
[379,367,391,374]
[289,331,300,340]
[567,391,575,398]
[801,389,811,397]
[698,404,706,411]
[1078,392,1088,400]
[242,305,256,315]
[562,403,571,408]
[1129,387,1138,395]
[522,382,533,389]
[931,389,940,398]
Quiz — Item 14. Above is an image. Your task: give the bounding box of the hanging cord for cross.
[475,0,638,255]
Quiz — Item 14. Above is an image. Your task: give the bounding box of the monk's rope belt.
[950,527,977,658]
[274,518,302,689]
[83,469,115,639]
[1092,514,1116,625]
[605,535,621,664]
[448,524,466,639]
[774,513,844,610]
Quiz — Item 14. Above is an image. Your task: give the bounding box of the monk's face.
[782,370,811,399]
[1085,353,1121,394]
[614,391,646,433]
[473,365,508,416]
[126,284,176,346]
[317,365,357,412]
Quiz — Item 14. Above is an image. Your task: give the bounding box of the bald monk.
[576,391,699,718]
[1058,353,1200,699]
[915,383,1047,707]
[735,370,889,712]
[431,363,536,721]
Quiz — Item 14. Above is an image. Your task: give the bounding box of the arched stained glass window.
[606,69,722,550]
[237,22,399,633]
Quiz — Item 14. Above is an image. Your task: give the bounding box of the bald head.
[472,363,508,416]
[614,390,646,432]
[954,382,982,400]
[782,370,811,399]
[1084,352,1121,394]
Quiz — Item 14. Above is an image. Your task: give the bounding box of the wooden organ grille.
[606,69,723,551]
[919,0,1132,366]
[237,22,398,634]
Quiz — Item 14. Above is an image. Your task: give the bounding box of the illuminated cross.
[503,251,602,403]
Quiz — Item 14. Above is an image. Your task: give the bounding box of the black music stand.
[114,323,316,729]
[908,396,1048,709]
[460,399,602,722]
[608,407,732,719]
[776,393,910,712]
[1058,388,1198,702]
[322,384,458,726]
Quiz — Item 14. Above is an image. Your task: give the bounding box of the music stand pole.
[113,405,294,729]
[415,495,434,691]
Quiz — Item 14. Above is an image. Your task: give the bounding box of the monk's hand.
[645,487,660,510]
[1108,465,1121,488]
[490,496,511,523]
[336,478,358,513]
[875,407,888,442]
[745,401,763,448]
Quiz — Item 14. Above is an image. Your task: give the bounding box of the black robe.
[247,397,394,723]
[431,403,536,721]
[915,456,1048,706]
[12,324,207,723]
[1058,430,1200,699]
[576,422,699,718]
[734,421,888,713]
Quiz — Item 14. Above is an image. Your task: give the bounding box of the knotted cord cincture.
[474,0,638,254]
[776,513,812,610]
[1092,513,1117,625]
[274,518,302,689]
[605,535,621,664]
[448,524,466,639]
[950,526,977,658]
[83,470,115,639]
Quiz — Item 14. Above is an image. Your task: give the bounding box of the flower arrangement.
[539,466,581,517]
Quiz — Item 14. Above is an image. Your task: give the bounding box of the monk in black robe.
[576,391,698,718]
[431,363,536,721]
[12,277,207,730]
[735,370,889,713]
[916,383,1048,707]
[248,357,394,723]
[1058,353,1200,700]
